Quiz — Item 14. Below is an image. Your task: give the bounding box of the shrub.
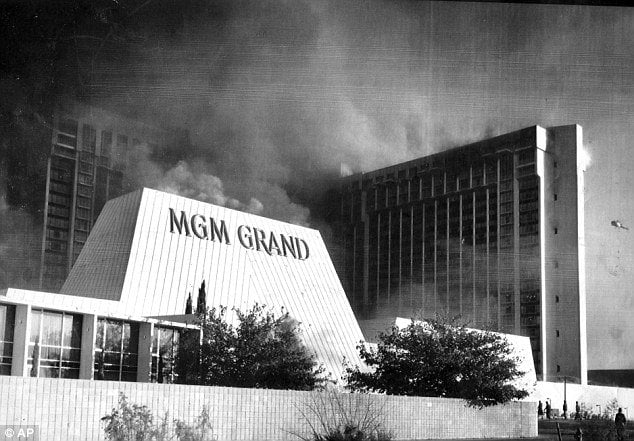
[102,393,163,441]
[102,393,215,441]
[295,388,392,441]
[578,419,617,441]
[174,407,214,441]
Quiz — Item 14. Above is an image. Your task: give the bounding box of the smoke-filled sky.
[1,0,633,369]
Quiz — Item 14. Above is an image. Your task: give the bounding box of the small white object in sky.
[611,220,629,230]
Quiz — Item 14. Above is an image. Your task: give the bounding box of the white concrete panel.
[59,188,366,380]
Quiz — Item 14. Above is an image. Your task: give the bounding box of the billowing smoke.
[2,0,524,232]
[78,0,478,228]
[0,183,42,289]
[158,161,265,215]
[126,143,311,225]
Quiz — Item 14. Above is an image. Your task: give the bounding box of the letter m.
[210,218,231,244]
[169,208,191,236]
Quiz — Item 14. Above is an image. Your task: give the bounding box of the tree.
[185,292,193,314]
[344,315,529,407]
[176,304,325,391]
[196,281,206,314]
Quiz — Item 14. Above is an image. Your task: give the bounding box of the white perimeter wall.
[0,376,537,441]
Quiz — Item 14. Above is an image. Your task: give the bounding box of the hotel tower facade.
[334,125,587,383]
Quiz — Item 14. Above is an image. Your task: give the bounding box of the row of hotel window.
[345,181,537,217]
[344,151,535,211]
[55,117,157,158]
[352,150,534,191]
[0,304,181,383]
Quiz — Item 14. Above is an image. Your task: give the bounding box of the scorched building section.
[333,125,587,383]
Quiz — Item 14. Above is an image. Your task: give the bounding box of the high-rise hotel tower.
[334,125,587,383]
[39,101,186,291]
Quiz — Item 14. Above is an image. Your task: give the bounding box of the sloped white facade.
[62,188,365,380]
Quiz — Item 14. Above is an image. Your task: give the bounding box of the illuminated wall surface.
[61,188,366,379]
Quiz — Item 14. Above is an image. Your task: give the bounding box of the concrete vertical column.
[445,197,449,314]
[398,208,402,312]
[79,314,97,380]
[458,194,463,316]
[362,189,369,309]
[421,203,426,313]
[352,225,357,303]
[386,210,391,304]
[376,212,381,306]
[433,199,438,312]
[409,205,414,310]
[513,151,521,335]
[137,322,153,383]
[11,304,30,376]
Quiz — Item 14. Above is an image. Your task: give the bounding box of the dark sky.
[1,0,633,368]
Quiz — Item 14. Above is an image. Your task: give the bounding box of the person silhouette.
[615,408,626,441]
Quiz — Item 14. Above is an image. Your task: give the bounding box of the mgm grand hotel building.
[334,125,587,383]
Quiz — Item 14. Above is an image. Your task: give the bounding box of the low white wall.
[0,376,537,441]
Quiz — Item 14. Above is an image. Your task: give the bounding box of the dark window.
[101,131,112,157]
[76,196,91,209]
[75,219,89,231]
[0,304,16,375]
[75,207,91,220]
[151,326,180,383]
[46,229,68,240]
[82,124,96,153]
[46,240,67,253]
[56,118,78,148]
[58,118,78,135]
[94,319,139,382]
[28,309,82,378]
[78,173,93,185]
[117,134,128,148]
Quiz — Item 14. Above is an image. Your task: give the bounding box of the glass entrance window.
[0,304,16,375]
[94,319,139,382]
[28,309,82,378]
[150,326,180,383]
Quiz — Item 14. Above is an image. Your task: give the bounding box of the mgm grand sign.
[168,208,310,260]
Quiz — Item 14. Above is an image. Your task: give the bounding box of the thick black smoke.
[62,0,501,226]
[2,0,517,228]
[0,0,517,291]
